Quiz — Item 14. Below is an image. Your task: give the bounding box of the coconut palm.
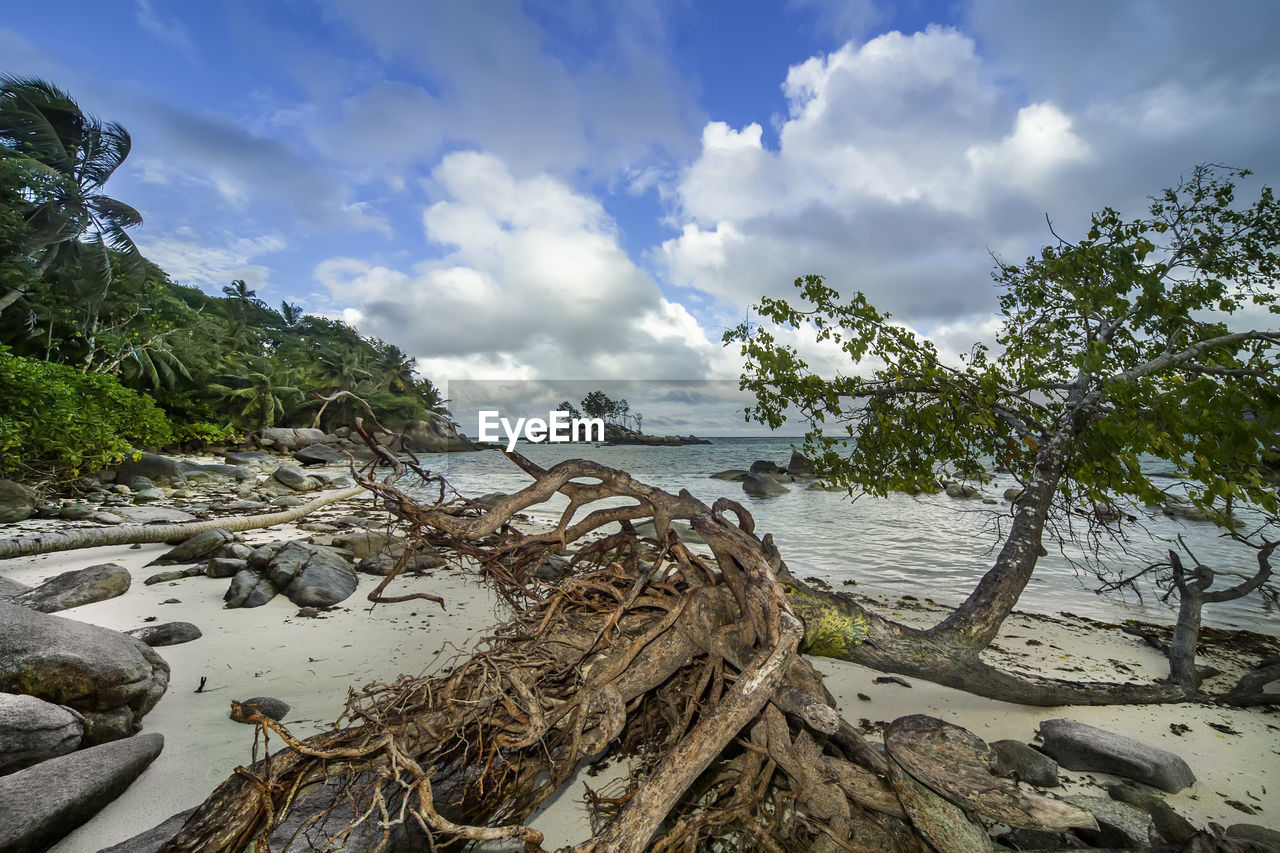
[0,76,143,314]
[208,361,303,431]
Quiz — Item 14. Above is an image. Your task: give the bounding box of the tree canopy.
[728,164,1277,658]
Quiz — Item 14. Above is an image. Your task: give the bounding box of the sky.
[3,1,1278,426]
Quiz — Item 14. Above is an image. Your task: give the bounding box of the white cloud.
[658,19,1275,338]
[318,152,728,380]
[139,231,286,292]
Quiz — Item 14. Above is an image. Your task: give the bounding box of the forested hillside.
[0,77,444,482]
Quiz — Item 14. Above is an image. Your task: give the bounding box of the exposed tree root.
[157,444,1270,851]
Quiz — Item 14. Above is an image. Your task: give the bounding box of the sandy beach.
[1,470,1277,851]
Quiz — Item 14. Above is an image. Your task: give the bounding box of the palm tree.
[208,361,302,431]
[279,301,303,327]
[0,76,143,314]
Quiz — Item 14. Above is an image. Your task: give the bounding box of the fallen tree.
[159,448,1110,852]
[157,434,1269,851]
[0,484,364,559]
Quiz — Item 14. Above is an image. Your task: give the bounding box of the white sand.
[2,505,1277,849]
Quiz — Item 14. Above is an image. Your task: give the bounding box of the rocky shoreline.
[0,439,1278,851]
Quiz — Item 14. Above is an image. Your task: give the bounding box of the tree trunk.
[0,485,364,560]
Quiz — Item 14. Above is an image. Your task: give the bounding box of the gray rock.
[293,443,347,465]
[102,506,196,524]
[132,488,165,503]
[328,529,395,559]
[214,542,253,560]
[150,529,234,565]
[990,739,1060,787]
[1106,781,1196,845]
[125,622,202,647]
[225,499,269,511]
[403,412,478,453]
[95,807,197,853]
[234,696,289,722]
[0,479,37,523]
[206,557,248,579]
[709,469,751,481]
[356,548,446,576]
[123,475,153,491]
[749,459,786,476]
[1227,824,1280,850]
[270,495,305,508]
[0,577,31,600]
[224,451,273,466]
[267,542,358,607]
[143,567,203,585]
[59,503,97,521]
[93,511,127,524]
[1064,794,1153,849]
[10,564,132,613]
[178,461,254,482]
[1039,718,1196,793]
[0,693,83,773]
[1004,487,1025,503]
[742,473,789,498]
[223,570,278,609]
[0,602,169,745]
[944,481,980,499]
[33,502,60,519]
[476,491,510,507]
[273,465,321,492]
[787,451,817,476]
[0,732,163,852]
[260,427,327,451]
[806,480,845,491]
[115,453,187,487]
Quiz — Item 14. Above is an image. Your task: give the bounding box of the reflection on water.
[414,437,1277,636]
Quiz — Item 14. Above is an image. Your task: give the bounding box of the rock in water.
[0,602,170,744]
[742,473,789,498]
[708,469,751,481]
[0,732,163,852]
[150,529,234,566]
[0,693,84,773]
[9,564,132,614]
[125,622,202,647]
[0,479,37,523]
[1038,718,1196,793]
[787,451,817,476]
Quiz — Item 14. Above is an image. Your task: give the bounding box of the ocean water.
[416,436,1278,636]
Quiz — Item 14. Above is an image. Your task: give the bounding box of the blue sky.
[3,0,1278,391]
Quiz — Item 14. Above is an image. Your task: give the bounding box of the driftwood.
[157,439,1201,852]
[0,485,364,560]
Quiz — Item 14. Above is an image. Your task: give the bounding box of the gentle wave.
[413,437,1277,636]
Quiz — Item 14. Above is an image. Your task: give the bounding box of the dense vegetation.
[0,77,444,482]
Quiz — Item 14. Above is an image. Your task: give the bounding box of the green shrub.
[171,420,239,448]
[0,350,173,481]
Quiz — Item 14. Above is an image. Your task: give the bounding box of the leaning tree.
[725,164,1278,703]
